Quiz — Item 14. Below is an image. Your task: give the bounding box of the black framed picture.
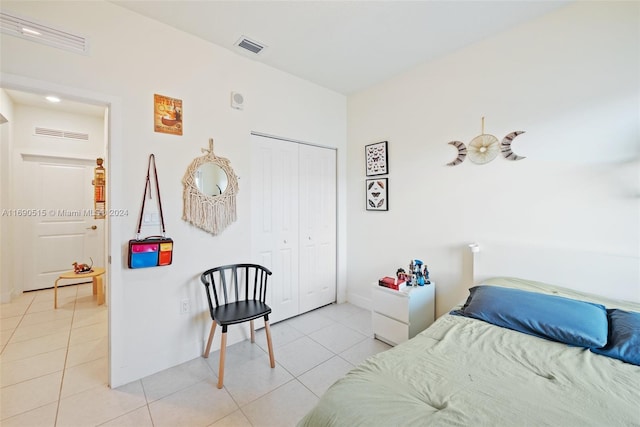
[366,178,388,211]
[365,141,388,176]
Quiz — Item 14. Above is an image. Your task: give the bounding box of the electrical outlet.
[180,298,190,314]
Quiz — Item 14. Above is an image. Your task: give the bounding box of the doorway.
[2,88,108,293]
[0,73,124,387]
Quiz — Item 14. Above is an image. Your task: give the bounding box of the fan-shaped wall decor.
[468,134,499,164]
[182,138,239,235]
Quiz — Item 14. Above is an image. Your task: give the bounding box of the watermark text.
[1,208,129,217]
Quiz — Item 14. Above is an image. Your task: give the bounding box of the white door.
[251,135,300,322]
[299,144,337,313]
[22,156,105,291]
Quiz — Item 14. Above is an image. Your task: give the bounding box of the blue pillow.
[591,309,640,366]
[451,285,608,348]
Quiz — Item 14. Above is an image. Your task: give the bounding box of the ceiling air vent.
[35,127,89,141]
[235,36,266,55]
[0,10,89,55]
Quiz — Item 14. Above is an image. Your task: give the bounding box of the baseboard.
[346,291,371,311]
[1,287,15,304]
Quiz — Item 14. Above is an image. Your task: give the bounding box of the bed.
[298,245,640,426]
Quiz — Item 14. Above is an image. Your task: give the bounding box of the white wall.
[0,0,347,387]
[347,2,640,315]
[11,104,105,158]
[0,90,14,302]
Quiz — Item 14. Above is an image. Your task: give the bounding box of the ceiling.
[4,89,106,117]
[111,0,570,95]
[2,1,569,114]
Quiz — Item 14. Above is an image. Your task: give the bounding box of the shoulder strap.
[136,154,166,239]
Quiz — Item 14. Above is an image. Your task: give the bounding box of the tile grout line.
[54,285,79,427]
[138,378,155,427]
[0,294,36,356]
[0,295,36,422]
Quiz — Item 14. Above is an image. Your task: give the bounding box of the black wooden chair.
[200,263,275,389]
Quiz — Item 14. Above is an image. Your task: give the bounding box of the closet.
[251,133,337,323]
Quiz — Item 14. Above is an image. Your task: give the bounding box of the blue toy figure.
[410,259,427,286]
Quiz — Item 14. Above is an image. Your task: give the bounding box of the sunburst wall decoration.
[447,117,526,166]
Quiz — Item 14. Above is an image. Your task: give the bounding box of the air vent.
[35,127,89,141]
[235,36,266,55]
[0,10,89,55]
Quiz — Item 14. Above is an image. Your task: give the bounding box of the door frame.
[1,72,123,387]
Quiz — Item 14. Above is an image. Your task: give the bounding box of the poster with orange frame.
[154,94,183,135]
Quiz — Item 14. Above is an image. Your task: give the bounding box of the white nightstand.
[372,283,435,346]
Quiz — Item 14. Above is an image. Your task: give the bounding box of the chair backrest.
[200,263,272,310]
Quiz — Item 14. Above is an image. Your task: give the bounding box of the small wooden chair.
[200,263,275,389]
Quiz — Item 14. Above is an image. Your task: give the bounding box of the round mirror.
[183,138,239,235]
[194,162,228,196]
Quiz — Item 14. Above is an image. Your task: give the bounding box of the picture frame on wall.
[154,94,183,135]
[365,141,388,176]
[366,178,388,211]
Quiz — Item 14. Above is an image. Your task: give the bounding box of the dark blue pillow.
[452,285,608,348]
[591,309,640,366]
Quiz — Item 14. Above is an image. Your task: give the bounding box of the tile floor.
[1,284,391,426]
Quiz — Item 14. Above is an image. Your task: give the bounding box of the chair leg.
[203,321,217,358]
[250,320,255,343]
[264,319,276,368]
[218,330,227,389]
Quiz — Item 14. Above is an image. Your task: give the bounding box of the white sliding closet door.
[299,144,337,313]
[251,134,337,323]
[251,136,300,322]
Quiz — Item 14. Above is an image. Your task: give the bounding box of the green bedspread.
[298,278,640,427]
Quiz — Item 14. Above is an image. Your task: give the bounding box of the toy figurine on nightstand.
[409,259,430,286]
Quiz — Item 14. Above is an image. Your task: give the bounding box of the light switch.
[143,212,160,225]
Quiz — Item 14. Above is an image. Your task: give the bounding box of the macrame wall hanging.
[182,138,239,235]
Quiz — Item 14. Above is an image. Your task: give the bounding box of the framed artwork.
[366,178,388,211]
[365,141,388,176]
[154,94,183,135]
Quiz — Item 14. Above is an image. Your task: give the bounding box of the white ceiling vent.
[35,127,89,141]
[0,10,89,55]
[235,36,266,55]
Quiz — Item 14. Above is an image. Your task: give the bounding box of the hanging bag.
[128,154,174,268]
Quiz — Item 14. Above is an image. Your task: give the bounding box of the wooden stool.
[54,267,106,309]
